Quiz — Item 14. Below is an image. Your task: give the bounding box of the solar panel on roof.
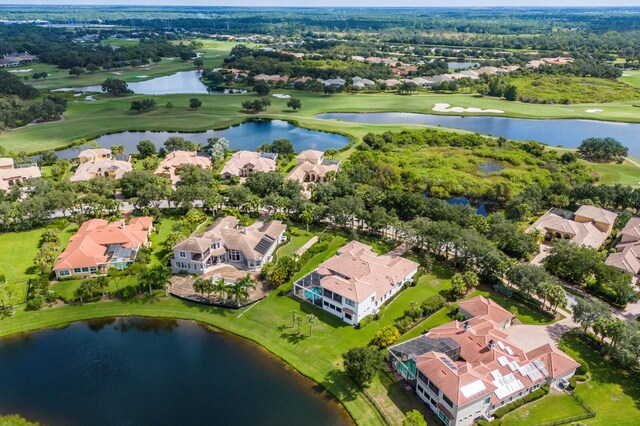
[440,356,457,370]
[528,370,543,381]
[460,380,487,398]
[533,359,545,369]
[498,356,508,366]
[508,361,518,371]
[491,370,502,380]
[506,347,514,355]
[254,236,275,255]
[497,341,506,349]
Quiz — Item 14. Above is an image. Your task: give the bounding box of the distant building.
[154,150,212,186]
[388,296,579,426]
[0,158,41,192]
[0,52,36,67]
[219,151,277,179]
[170,216,286,274]
[53,217,153,278]
[293,241,419,324]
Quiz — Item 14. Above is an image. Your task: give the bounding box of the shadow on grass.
[322,369,360,403]
[279,331,307,344]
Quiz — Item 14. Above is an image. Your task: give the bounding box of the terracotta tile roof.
[154,150,212,185]
[315,241,419,303]
[54,217,153,271]
[458,296,515,324]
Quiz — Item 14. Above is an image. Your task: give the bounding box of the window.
[89,267,97,272]
[81,267,89,272]
[442,394,453,408]
[228,250,241,262]
[484,397,491,406]
[179,251,186,258]
[344,313,352,320]
[59,269,71,277]
[345,298,355,307]
[428,380,439,395]
[73,268,82,273]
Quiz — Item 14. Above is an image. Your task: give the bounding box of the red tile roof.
[54,218,153,271]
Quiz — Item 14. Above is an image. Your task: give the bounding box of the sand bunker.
[112,71,123,75]
[136,75,148,78]
[585,109,603,113]
[272,93,291,99]
[9,69,32,73]
[433,103,504,114]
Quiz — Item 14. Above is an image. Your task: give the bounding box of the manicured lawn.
[4,91,640,155]
[0,229,43,282]
[501,394,588,426]
[619,70,640,89]
[51,276,139,302]
[558,333,640,425]
[276,226,316,259]
[149,217,179,265]
[585,159,640,187]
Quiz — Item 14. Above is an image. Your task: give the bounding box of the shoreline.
[0,297,385,425]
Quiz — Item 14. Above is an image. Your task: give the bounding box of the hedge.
[493,386,550,418]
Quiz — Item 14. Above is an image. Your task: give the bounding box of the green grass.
[51,276,139,301]
[276,226,315,259]
[501,394,588,426]
[558,333,640,425]
[473,287,559,325]
[4,90,640,155]
[586,159,640,187]
[619,70,640,89]
[510,75,640,104]
[0,228,44,282]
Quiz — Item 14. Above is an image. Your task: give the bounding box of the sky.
[1,0,640,7]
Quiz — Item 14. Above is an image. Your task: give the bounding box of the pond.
[52,120,350,160]
[316,112,640,157]
[0,317,352,426]
[54,71,246,95]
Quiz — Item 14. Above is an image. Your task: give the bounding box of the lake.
[0,317,352,426]
[52,120,350,160]
[55,71,245,95]
[447,62,479,70]
[316,112,640,157]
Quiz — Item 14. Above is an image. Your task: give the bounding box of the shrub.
[26,295,45,311]
[393,316,413,334]
[370,325,401,349]
[575,363,589,376]
[358,315,374,328]
[0,269,5,283]
[493,386,549,418]
[421,294,446,314]
[118,286,137,300]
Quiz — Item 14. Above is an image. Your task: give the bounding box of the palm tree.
[301,205,315,233]
[192,276,208,297]
[213,278,227,301]
[289,310,300,328]
[143,265,171,296]
[305,314,318,337]
[228,274,256,306]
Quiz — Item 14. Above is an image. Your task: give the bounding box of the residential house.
[605,217,640,283]
[0,158,41,192]
[0,52,36,67]
[170,216,286,274]
[254,74,289,84]
[78,148,112,163]
[388,296,579,426]
[352,76,376,89]
[293,241,419,325]
[71,149,132,182]
[219,151,277,179]
[322,78,346,88]
[526,205,618,249]
[53,217,153,278]
[154,150,212,186]
[285,150,341,184]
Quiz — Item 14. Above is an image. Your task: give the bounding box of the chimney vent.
[464,321,470,332]
[488,339,495,350]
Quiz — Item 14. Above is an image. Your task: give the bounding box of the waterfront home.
[605,216,640,284]
[0,158,41,192]
[154,150,212,186]
[527,205,617,249]
[170,216,286,274]
[77,148,113,163]
[53,217,153,278]
[352,76,376,88]
[293,241,419,325]
[388,296,579,426]
[219,151,277,179]
[286,150,341,184]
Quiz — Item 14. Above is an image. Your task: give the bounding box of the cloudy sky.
[1,1,639,6]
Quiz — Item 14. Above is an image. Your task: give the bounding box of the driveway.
[503,314,579,352]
